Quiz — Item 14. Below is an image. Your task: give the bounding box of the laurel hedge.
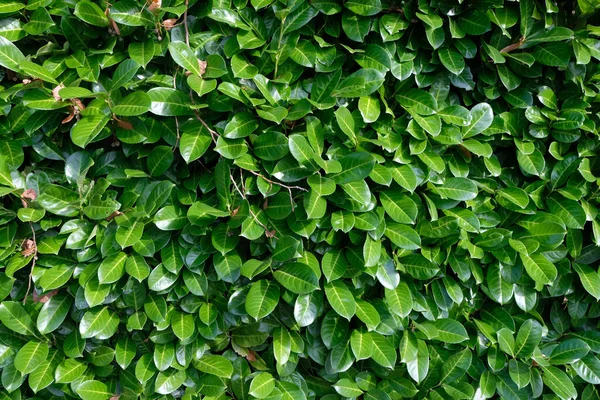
[1,0,600,399]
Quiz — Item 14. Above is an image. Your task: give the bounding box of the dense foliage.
[1,0,600,399]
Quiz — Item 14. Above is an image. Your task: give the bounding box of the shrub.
[1,0,600,399]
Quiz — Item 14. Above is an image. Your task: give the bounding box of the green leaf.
[115,336,136,369]
[0,36,25,71]
[148,88,191,116]
[520,253,557,286]
[515,319,542,359]
[147,146,174,177]
[273,263,319,294]
[542,366,577,400]
[533,42,572,68]
[76,380,111,400]
[55,359,87,384]
[282,2,318,34]
[358,96,381,123]
[573,263,600,300]
[438,47,465,75]
[435,319,469,343]
[384,281,413,318]
[385,223,421,250]
[290,39,317,67]
[170,311,195,342]
[168,41,205,76]
[111,91,151,116]
[154,205,186,230]
[74,1,109,27]
[0,301,35,335]
[39,265,75,290]
[224,112,258,139]
[324,280,356,320]
[98,252,128,284]
[497,328,515,356]
[334,378,364,397]
[249,372,276,399]
[463,103,493,137]
[350,329,374,360]
[370,333,397,369]
[435,178,478,201]
[37,293,72,334]
[549,339,590,365]
[344,0,381,16]
[334,106,357,144]
[441,348,472,383]
[396,89,437,115]
[458,10,491,35]
[572,354,600,384]
[111,59,140,90]
[180,122,212,164]
[245,280,280,319]
[355,299,381,331]
[20,61,58,84]
[71,115,110,148]
[332,152,375,184]
[14,341,49,374]
[196,355,233,378]
[128,39,155,68]
[155,369,186,395]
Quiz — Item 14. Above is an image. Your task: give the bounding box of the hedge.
[1,0,600,399]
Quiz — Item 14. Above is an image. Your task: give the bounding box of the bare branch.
[184,0,190,46]
[247,170,307,210]
[229,172,278,239]
[193,110,219,144]
[500,36,525,54]
[23,222,38,305]
[173,116,181,153]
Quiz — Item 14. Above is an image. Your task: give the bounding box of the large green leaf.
[74,1,109,27]
[542,366,577,400]
[324,280,356,320]
[14,341,49,374]
[76,380,111,400]
[273,263,319,294]
[37,294,72,334]
[168,41,205,76]
[71,115,110,148]
[196,355,233,378]
[0,36,25,71]
[245,280,280,319]
[0,1,595,398]
[434,319,470,344]
[0,301,36,335]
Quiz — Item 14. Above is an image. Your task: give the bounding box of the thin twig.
[247,170,307,192]
[247,169,306,210]
[240,168,246,193]
[500,37,525,54]
[184,0,190,46]
[174,116,180,152]
[193,110,219,144]
[229,172,278,239]
[23,222,38,305]
[172,69,181,152]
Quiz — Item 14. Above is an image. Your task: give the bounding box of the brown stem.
[193,110,219,144]
[500,37,525,54]
[247,170,307,211]
[184,0,190,46]
[247,170,307,192]
[174,116,180,152]
[23,222,38,305]
[230,172,278,239]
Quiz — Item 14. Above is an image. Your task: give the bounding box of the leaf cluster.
[1,0,600,399]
